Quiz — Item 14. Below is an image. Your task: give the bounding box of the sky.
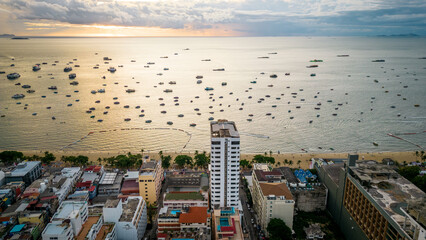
[0,0,425,37]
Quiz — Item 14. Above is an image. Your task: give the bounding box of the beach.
[10,150,420,169]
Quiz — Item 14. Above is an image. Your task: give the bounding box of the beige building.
[252,175,295,235]
[138,160,164,204]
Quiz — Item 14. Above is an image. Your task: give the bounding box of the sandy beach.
[7,149,421,169]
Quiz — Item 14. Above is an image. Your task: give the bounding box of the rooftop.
[349,162,426,228]
[119,198,141,222]
[43,222,70,235]
[95,224,115,240]
[81,172,100,183]
[165,192,205,201]
[76,216,100,240]
[210,120,239,138]
[104,199,120,208]
[322,163,344,186]
[7,161,40,177]
[167,174,201,187]
[53,201,86,220]
[259,182,293,200]
[276,167,298,184]
[140,161,158,171]
[254,170,282,182]
[121,179,139,193]
[99,172,117,185]
[179,207,209,224]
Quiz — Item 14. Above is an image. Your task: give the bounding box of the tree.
[0,151,24,165]
[398,166,420,181]
[41,151,55,165]
[289,160,293,167]
[175,155,192,168]
[253,155,275,165]
[297,160,301,168]
[284,159,289,166]
[162,155,171,169]
[195,152,208,169]
[240,159,251,169]
[267,218,292,240]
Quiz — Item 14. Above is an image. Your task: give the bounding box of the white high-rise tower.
[210,119,240,209]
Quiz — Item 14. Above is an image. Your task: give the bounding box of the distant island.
[376,33,420,37]
[11,37,29,40]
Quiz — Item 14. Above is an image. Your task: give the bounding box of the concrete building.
[157,206,211,239]
[5,161,42,186]
[103,196,147,240]
[0,171,5,187]
[138,160,164,204]
[252,179,295,234]
[316,154,426,240]
[166,172,208,192]
[163,191,209,208]
[98,172,123,196]
[210,120,240,208]
[212,207,244,240]
[42,201,89,240]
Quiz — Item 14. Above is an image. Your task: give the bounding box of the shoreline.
[2,149,420,169]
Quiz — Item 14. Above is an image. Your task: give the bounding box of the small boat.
[124,105,130,108]
[163,89,173,93]
[139,114,145,117]
[306,65,318,68]
[205,87,214,91]
[48,86,57,90]
[309,120,313,123]
[52,117,56,120]
[196,75,203,79]
[221,82,227,86]
[250,81,257,84]
[267,85,273,87]
[114,101,120,105]
[124,118,131,121]
[197,80,202,84]
[337,55,349,57]
[145,120,152,123]
[69,73,76,79]
[373,142,379,146]
[7,73,20,79]
[310,73,316,77]
[161,111,167,114]
[168,81,176,85]
[97,119,103,122]
[91,90,97,94]
[178,114,184,117]
[285,73,290,76]
[372,60,385,62]
[103,111,108,114]
[70,81,79,85]
[103,57,112,61]
[201,59,211,61]
[11,94,25,99]
[32,65,41,71]
[270,74,277,78]
[22,84,31,89]
[247,119,252,122]
[310,59,323,62]
[213,68,225,71]
[189,123,196,127]
[167,121,173,125]
[147,62,155,65]
[97,89,105,93]
[414,104,420,107]
[208,117,214,121]
[108,67,116,72]
[26,89,35,93]
[64,67,72,72]
[67,104,72,107]
[126,89,136,93]
[66,95,71,97]
[32,113,37,116]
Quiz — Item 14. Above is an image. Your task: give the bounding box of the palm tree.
[289,160,293,167]
[284,159,289,166]
[277,162,281,167]
[297,160,301,168]
[269,150,272,157]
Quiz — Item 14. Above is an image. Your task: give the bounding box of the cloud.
[0,0,425,36]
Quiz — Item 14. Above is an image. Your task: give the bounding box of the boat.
[189,123,196,127]
[205,87,214,91]
[373,142,379,146]
[7,73,20,79]
[124,118,131,121]
[196,75,203,79]
[270,74,278,78]
[11,94,25,99]
[69,73,76,79]
[167,121,173,125]
[70,81,79,85]
[126,89,136,93]
[310,59,323,62]
[306,65,318,68]
[91,90,97,94]
[250,81,257,84]
[337,55,349,57]
[108,67,116,72]
[145,120,152,123]
[64,67,72,72]
[32,65,41,71]
[310,73,316,77]
[163,89,173,93]
[48,86,57,90]
[178,114,184,117]
[213,68,225,71]
[221,82,227,86]
[372,60,385,62]
[21,84,31,88]
[168,81,176,85]
[103,57,111,61]
[26,89,35,93]
[97,89,105,93]
[208,117,214,121]
[197,80,202,84]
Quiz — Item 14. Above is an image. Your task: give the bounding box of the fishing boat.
[205,87,214,91]
[270,74,277,78]
[7,73,20,79]
[11,94,25,99]
[32,65,41,71]
[163,89,173,93]
[69,73,76,79]
[108,67,116,72]
[213,68,225,71]
[189,123,196,127]
[64,67,72,72]
[126,89,136,93]
[48,86,57,90]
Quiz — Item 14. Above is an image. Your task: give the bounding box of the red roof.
[179,207,208,224]
[85,166,102,172]
[76,181,92,188]
[121,179,139,194]
[40,195,57,201]
[0,217,10,222]
[89,186,96,192]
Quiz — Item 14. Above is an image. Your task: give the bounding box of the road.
[240,175,259,240]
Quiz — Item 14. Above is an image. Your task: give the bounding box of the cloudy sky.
[0,0,425,36]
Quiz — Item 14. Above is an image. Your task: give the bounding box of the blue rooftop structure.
[10,224,25,233]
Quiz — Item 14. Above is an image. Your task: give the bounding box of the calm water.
[0,37,425,154]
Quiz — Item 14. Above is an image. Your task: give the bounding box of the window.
[212,141,220,145]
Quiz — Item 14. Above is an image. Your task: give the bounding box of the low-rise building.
[304,223,325,239]
[166,172,208,192]
[252,173,295,234]
[163,191,209,208]
[42,201,89,240]
[138,160,164,204]
[98,172,123,196]
[212,207,244,240]
[103,196,147,240]
[5,161,42,186]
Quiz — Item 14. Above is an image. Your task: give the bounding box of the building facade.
[212,207,244,240]
[5,161,42,186]
[210,120,240,208]
[138,160,164,204]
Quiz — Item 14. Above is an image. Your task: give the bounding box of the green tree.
[240,159,251,169]
[0,151,24,165]
[162,155,171,169]
[289,160,293,167]
[195,152,208,169]
[284,159,289,166]
[412,175,426,192]
[267,218,292,240]
[398,166,420,181]
[297,160,301,168]
[253,155,275,165]
[175,155,192,168]
[41,151,56,165]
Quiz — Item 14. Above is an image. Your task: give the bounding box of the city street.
[240,176,259,240]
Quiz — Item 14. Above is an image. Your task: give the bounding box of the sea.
[0,37,425,154]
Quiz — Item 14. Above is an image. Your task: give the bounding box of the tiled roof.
[259,182,293,200]
[254,170,282,182]
[179,207,208,224]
